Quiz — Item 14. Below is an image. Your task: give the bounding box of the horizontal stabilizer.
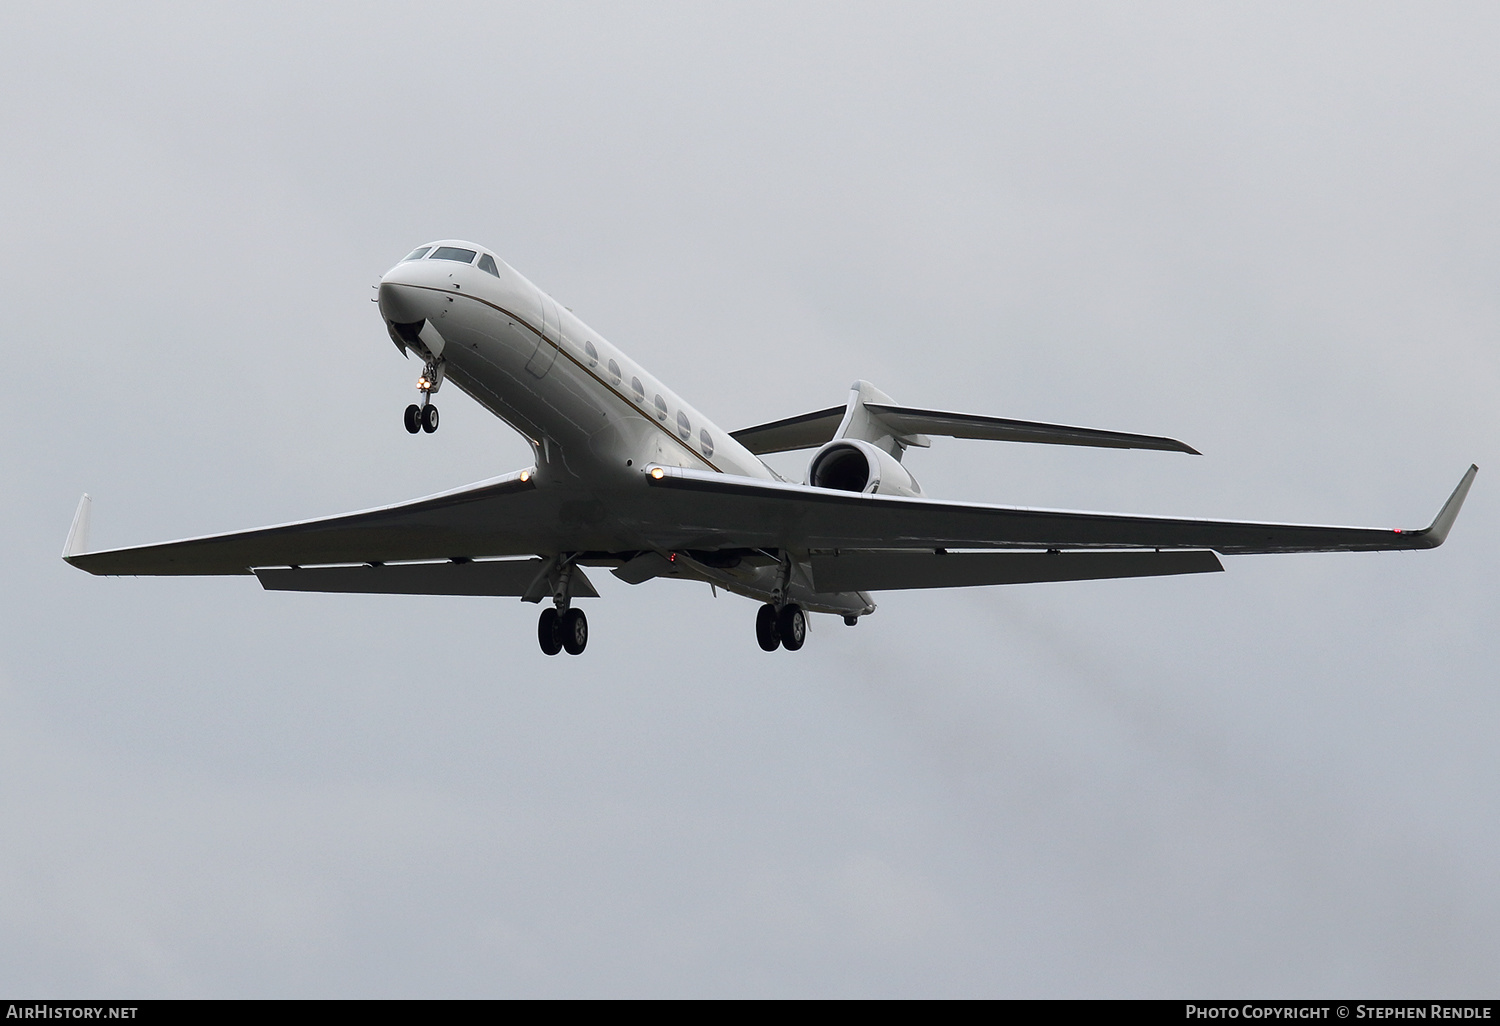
[863,404,1200,454]
[811,549,1222,592]
[254,558,598,597]
[729,406,845,455]
[730,398,1197,455]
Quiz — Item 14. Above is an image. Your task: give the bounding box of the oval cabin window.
[583,340,598,366]
[631,377,645,402]
[607,359,621,384]
[653,394,669,421]
[699,429,714,459]
[676,410,692,440]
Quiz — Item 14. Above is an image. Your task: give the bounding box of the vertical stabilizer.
[833,380,932,461]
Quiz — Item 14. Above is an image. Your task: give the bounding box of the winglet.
[1411,465,1478,548]
[62,494,93,562]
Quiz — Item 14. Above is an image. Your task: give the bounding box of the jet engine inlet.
[807,439,923,497]
[809,444,871,492]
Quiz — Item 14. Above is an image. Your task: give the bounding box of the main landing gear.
[538,606,588,656]
[755,602,806,652]
[404,361,442,434]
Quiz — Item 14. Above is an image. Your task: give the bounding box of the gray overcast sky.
[2,1,1498,997]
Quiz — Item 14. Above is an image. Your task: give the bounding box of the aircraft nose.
[378,279,425,324]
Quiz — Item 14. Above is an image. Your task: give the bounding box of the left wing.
[809,548,1224,591]
[642,464,1477,555]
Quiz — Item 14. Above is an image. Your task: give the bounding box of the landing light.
[650,467,664,479]
[519,470,531,483]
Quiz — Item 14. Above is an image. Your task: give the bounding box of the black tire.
[404,404,421,434]
[537,607,562,655]
[561,608,588,655]
[777,604,806,651]
[755,603,780,651]
[421,403,440,433]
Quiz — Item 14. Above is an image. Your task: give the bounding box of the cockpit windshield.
[431,246,477,264]
[478,253,500,277]
[402,246,431,262]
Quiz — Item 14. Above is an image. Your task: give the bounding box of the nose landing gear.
[403,403,439,434]
[404,362,443,434]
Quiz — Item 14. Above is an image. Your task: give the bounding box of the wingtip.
[1416,464,1478,547]
[62,494,93,562]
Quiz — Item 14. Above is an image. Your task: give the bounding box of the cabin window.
[431,246,477,263]
[676,410,692,440]
[583,340,598,366]
[699,429,714,459]
[654,394,669,421]
[631,377,645,402]
[607,359,622,385]
[402,247,431,262]
[477,253,500,277]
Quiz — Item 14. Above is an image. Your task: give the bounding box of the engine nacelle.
[806,439,923,497]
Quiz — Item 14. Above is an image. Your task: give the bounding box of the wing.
[64,471,564,576]
[641,464,1477,555]
[809,549,1224,591]
[253,558,599,598]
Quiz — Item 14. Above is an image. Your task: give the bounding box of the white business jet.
[63,241,1477,656]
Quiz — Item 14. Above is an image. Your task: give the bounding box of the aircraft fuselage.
[378,242,772,487]
[375,241,867,619]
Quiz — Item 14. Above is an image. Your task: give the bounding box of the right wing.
[63,471,557,576]
[252,558,599,598]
